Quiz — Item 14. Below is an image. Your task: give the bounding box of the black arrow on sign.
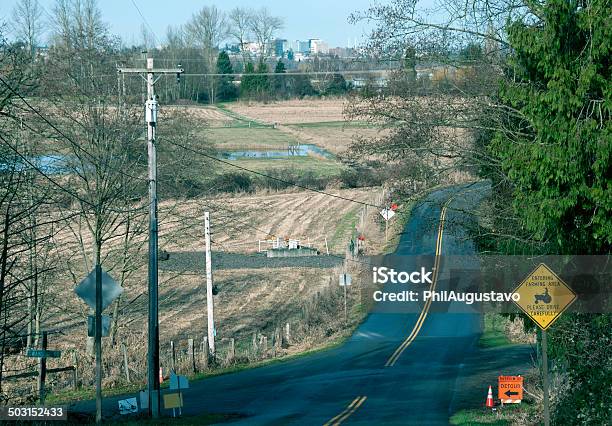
[504,390,519,397]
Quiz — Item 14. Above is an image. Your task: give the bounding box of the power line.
[130,0,161,47]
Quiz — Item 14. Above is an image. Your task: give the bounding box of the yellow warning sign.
[512,263,577,330]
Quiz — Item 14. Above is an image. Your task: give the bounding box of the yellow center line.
[384,200,451,367]
[323,396,368,426]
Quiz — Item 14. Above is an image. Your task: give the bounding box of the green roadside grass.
[450,402,537,426]
[479,313,512,348]
[329,207,361,252]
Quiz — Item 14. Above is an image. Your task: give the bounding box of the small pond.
[221,144,333,160]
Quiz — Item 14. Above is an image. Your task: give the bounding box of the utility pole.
[204,212,216,356]
[118,54,183,419]
[37,330,47,405]
[542,331,550,426]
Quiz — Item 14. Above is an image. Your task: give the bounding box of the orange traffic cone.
[159,367,164,384]
[485,385,494,408]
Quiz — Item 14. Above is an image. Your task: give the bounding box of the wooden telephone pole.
[117,54,183,418]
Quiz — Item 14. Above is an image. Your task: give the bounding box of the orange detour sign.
[498,376,523,403]
[512,263,577,330]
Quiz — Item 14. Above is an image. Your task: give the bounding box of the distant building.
[309,39,329,55]
[274,39,289,57]
[298,40,311,54]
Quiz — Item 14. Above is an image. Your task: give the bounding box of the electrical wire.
[130,0,161,47]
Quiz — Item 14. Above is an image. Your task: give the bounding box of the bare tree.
[165,25,184,50]
[140,23,155,50]
[249,8,283,61]
[0,33,63,400]
[185,6,228,103]
[11,0,45,57]
[50,0,108,51]
[228,7,254,65]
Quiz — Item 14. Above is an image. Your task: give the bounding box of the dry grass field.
[226,99,347,124]
[158,188,376,254]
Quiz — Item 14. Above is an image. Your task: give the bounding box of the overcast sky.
[0,0,378,47]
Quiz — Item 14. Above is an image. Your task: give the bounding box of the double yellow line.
[323,396,367,426]
[384,200,450,367]
[322,198,452,425]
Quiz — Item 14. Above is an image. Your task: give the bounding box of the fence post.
[121,343,131,383]
[285,323,291,345]
[188,339,196,373]
[227,338,235,365]
[170,341,176,373]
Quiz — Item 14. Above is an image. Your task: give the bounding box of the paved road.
[75,182,504,425]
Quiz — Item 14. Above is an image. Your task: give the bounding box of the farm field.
[221,100,384,155]
[226,99,347,124]
[159,188,376,255]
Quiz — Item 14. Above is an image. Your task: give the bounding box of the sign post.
[74,268,123,424]
[380,206,396,242]
[339,273,352,323]
[512,263,577,426]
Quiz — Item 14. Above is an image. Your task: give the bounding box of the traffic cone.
[485,385,494,408]
[159,367,164,384]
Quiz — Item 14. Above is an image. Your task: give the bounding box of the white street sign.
[74,269,123,311]
[139,390,148,410]
[339,273,352,286]
[380,208,395,221]
[169,372,189,390]
[118,397,138,415]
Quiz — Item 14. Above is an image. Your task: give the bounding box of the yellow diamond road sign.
[512,263,577,330]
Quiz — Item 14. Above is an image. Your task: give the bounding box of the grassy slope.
[479,313,512,348]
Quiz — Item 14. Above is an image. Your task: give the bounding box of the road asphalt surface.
[73,182,529,425]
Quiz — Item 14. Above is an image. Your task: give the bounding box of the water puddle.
[221,144,333,160]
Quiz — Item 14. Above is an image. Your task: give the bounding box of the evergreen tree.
[255,61,270,99]
[240,61,256,99]
[491,0,611,255]
[216,51,237,102]
[273,59,287,97]
[324,73,348,96]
